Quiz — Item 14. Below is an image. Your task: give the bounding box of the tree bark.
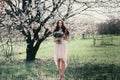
[26,43,36,61]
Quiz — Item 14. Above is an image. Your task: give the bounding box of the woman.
[53,20,69,80]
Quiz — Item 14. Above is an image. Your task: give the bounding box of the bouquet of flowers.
[53,31,64,44]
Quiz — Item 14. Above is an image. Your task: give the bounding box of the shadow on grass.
[65,63,120,80]
[42,59,120,80]
[0,59,120,80]
[94,44,120,48]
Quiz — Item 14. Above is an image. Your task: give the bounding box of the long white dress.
[54,31,67,69]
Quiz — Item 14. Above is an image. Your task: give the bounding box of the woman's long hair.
[53,20,69,36]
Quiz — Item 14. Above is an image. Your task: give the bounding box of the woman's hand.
[63,35,68,40]
[54,38,61,42]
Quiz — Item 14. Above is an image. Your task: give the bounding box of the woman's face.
[58,21,62,28]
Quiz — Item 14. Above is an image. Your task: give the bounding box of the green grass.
[0,35,120,80]
[36,35,120,64]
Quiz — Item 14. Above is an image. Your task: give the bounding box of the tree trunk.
[26,47,36,61]
[25,39,42,61]
[26,42,35,61]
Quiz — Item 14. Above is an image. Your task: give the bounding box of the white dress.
[54,30,67,69]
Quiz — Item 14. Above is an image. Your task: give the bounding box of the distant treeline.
[97,18,120,35]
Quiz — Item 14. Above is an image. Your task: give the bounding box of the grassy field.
[0,35,120,80]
